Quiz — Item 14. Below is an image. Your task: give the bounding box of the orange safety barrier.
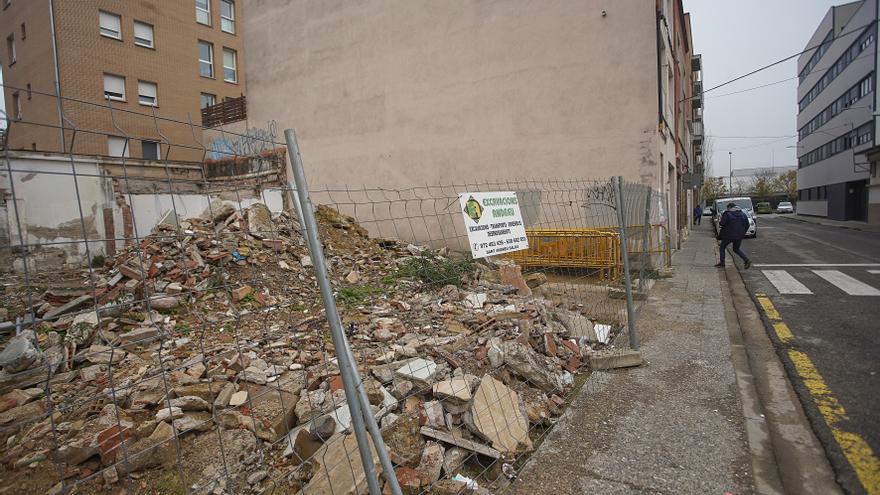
[505,228,622,280]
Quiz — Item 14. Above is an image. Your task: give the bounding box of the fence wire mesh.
[0,91,669,494]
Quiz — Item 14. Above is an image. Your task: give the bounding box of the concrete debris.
[588,349,643,370]
[0,331,42,373]
[0,202,624,491]
[502,341,564,394]
[395,358,438,389]
[229,390,249,407]
[469,374,532,454]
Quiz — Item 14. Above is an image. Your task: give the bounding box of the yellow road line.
[788,350,880,494]
[755,293,781,321]
[771,322,794,344]
[755,292,880,492]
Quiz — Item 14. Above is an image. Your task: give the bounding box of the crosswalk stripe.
[762,270,813,295]
[868,270,880,275]
[812,270,880,296]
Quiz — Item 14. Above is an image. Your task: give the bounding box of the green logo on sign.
[464,196,483,223]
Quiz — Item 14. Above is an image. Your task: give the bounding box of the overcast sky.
[685,0,845,177]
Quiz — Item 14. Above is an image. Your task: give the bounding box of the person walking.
[715,202,751,269]
[693,205,702,225]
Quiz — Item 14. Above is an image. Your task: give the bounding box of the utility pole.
[728,152,733,193]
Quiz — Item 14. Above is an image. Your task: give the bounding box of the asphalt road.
[731,214,880,494]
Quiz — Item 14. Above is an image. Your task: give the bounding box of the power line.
[682,20,877,102]
[704,77,795,99]
[704,51,876,100]
[707,134,797,139]
[715,136,796,152]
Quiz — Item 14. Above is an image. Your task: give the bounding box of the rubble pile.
[0,200,617,494]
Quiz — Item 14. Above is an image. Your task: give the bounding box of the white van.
[712,197,757,238]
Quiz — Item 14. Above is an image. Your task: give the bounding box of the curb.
[721,259,843,495]
[718,262,784,495]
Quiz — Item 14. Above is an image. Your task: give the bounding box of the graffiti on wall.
[207,120,279,160]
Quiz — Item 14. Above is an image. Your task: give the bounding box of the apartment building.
[242,0,703,241]
[796,0,877,222]
[0,0,246,161]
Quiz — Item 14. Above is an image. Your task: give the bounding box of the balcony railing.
[201,95,247,128]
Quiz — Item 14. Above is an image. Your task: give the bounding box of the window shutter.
[138,81,156,99]
[99,12,121,37]
[134,22,153,46]
[104,74,125,97]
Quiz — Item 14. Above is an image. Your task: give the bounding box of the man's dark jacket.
[719,208,749,240]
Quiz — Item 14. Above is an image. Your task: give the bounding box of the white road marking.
[869,270,880,274]
[754,263,880,267]
[762,270,813,295]
[812,270,880,296]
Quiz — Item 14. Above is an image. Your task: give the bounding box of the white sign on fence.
[459,191,529,259]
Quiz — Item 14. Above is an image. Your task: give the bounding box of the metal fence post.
[639,188,652,293]
[614,176,639,349]
[284,129,401,495]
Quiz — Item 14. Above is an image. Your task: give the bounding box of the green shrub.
[398,253,475,288]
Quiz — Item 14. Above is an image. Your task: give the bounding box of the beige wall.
[244,0,665,190]
[1,0,247,160]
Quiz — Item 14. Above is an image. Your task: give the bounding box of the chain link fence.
[0,89,669,494]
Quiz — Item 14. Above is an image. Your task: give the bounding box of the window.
[196,0,211,25]
[20,23,25,40]
[222,48,237,82]
[200,92,216,109]
[220,0,235,33]
[6,34,15,65]
[133,21,153,48]
[142,140,159,160]
[108,136,129,157]
[800,26,875,111]
[198,40,213,78]
[25,83,30,99]
[138,80,157,106]
[99,11,122,40]
[11,91,21,120]
[103,73,125,101]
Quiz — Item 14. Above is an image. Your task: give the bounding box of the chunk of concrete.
[469,374,532,455]
[0,332,42,373]
[588,349,643,370]
[394,358,437,389]
[501,341,563,394]
[304,433,380,494]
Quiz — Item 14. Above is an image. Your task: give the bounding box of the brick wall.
[0,0,247,160]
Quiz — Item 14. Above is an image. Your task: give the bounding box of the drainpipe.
[48,0,65,151]
[656,10,663,132]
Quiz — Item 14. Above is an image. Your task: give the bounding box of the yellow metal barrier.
[505,228,622,280]
[595,224,672,268]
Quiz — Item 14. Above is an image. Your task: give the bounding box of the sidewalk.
[782,214,880,233]
[510,226,757,494]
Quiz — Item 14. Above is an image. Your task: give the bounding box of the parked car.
[755,202,772,214]
[776,201,794,214]
[702,206,713,216]
[712,197,757,238]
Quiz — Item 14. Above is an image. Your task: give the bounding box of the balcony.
[691,54,702,72]
[202,95,247,128]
